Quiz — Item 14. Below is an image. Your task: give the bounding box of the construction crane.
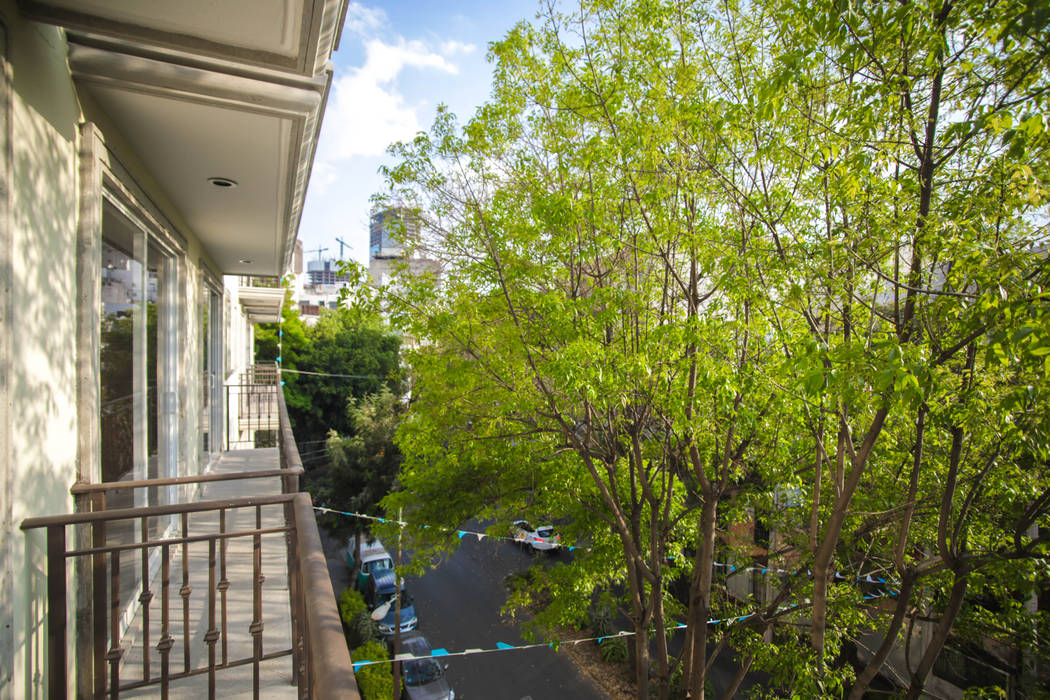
[335,237,351,260]
[307,246,328,261]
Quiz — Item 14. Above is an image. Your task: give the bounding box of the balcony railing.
[226,365,282,450]
[238,276,283,289]
[21,382,357,699]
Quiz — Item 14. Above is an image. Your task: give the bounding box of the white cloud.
[343,2,387,36]
[440,40,477,56]
[308,160,339,196]
[320,38,459,159]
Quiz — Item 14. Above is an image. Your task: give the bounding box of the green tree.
[291,310,401,446]
[378,4,785,695]
[377,0,1050,698]
[317,388,404,542]
[257,291,402,447]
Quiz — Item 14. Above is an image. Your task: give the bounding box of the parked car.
[399,632,454,700]
[510,520,561,552]
[365,568,418,637]
[346,536,394,590]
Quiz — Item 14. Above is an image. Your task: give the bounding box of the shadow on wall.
[11,66,80,696]
[21,532,47,697]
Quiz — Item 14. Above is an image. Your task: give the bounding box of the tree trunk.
[686,494,718,699]
[810,406,890,659]
[904,574,968,700]
[652,573,671,700]
[847,573,917,700]
[634,613,652,700]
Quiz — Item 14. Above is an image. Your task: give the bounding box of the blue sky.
[298,1,538,267]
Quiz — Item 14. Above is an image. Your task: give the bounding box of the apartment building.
[0,1,356,696]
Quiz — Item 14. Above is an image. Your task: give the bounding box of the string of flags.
[314,505,902,588]
[350,590,898,671]
[314,505,585,552]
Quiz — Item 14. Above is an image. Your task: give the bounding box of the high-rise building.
[306,257,346,285]
[369,206,419,260]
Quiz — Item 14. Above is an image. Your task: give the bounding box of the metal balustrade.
[20,382,357,699]
[226,365,282,450]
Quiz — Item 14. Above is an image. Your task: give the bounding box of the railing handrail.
[293,492,358,696]
[69,467,303,496]
[21,493,297,530]
[19,367,357,699]
[248,363,280,383]
[275,379,359,699]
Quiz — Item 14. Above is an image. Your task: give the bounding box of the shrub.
[588,603,615,639]
[598,635,629,664]
[352,640,393,700]
[340,587,380,648]
[339,587,368,625]
[349,610,381,648]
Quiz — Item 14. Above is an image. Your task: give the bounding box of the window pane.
[100,202,146,632]
[100,237,141,484]
[147,244,175,542]
[201,283,210,463]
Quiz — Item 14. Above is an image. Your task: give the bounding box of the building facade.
[0,1,349,695]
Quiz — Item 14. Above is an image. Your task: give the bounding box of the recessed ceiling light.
[208,177,238,188]
[239,259,253,265]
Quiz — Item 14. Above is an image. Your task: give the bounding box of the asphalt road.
[320,526,608,700]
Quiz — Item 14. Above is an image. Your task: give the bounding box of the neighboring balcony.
[21,379,358,699]
[239,277,287,324]
[227,365,282,450]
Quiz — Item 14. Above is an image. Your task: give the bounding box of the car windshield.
[365,559,391,573]
[404,658,443,686]
[376,589,413,608]
[536,527,554,538]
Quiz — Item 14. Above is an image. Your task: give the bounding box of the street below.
[320,523,609,699]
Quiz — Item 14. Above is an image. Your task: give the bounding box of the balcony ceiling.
[239,285,287,324]
[20,0,348,277]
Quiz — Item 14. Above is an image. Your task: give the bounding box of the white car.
[511,520,561,551]
[346,536,393,590]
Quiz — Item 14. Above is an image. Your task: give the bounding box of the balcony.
[21,380,358,699]
[227,365,282,449]
[238,279,287,324]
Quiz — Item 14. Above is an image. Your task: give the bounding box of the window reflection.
[99,200,178,630]
[100,237,141,484]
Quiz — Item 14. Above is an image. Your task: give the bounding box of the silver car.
[400,633,454,700]
[511,520,561,552]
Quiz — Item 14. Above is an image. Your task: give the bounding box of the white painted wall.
[0,7,256,695]
[4,6,81,696]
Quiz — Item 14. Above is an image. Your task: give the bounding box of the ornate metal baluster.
[205,538,219,699]
[158,543,173,700]
[139,517,153,682]
[250,505,264,699]
[180,512,192,673]
[218,509,230,666]
[107,546,123,698]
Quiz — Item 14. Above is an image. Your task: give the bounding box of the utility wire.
[281,368,387,380]
[350,590,897,670]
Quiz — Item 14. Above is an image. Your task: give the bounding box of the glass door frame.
[89,148,187,639]
[200,268,224,471]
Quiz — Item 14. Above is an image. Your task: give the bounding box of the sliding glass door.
[99,197,179,618]
[200,280,222,469]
